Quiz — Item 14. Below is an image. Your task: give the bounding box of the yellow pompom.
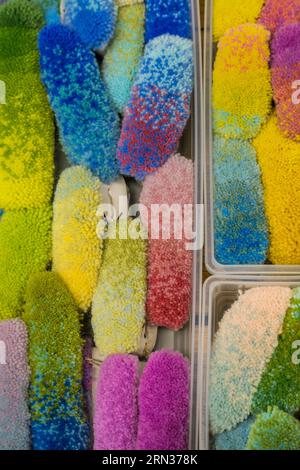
[52,166,103,312]
[253,113,300,264]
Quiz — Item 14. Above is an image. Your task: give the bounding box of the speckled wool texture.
[103,2,145,113]
[251,287,300,415]
[140,155,193,330]
[213,0,264,41]
[213,137,269,265]
[246,407,300,450]
[62,0,116,50]
[215,417,255,451]
[209,287,292,435]
[38,24,120,184]
[213,24,272,139]
[253,113,300,264]
[94,355,139,450]
[145,0,191,43]
[0,207,52,320]
[271,23,300,140]
[259,0,300,34]
[117,34,193,180]
[136,350,190,450]
[92,219,147,357]
[0,319,30,450]
[24,272,90,450]
[52,166,103,312]
[0,0,54,210]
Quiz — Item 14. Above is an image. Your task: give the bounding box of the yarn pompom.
[0,0,44,29]
[145,0,191,42]
[246,407,300,450]
[215,417,255,451]
[253,113,300,264]
[117,34,193,180]
[259,0,300,34]
[31,0,59,20]
[0,207,52,320]
[103,2,145,113]
[24,272,90,450]
[0,319,30,450]
[251,288,300,415]
[271,23,300,140]
[213,137,269,265]
[62,0,116,50]
[94,354,139,450]
[209,287,292,435]
[52,166,103,312]
[136,350,190,450]
[92,219,147,358]
[38,24,120,184]
[140,154,193,330]
[213,0,264,42]
[213,24,272,139]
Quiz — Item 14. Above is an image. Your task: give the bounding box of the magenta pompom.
[136,350,190,450]
[259,0,300,34]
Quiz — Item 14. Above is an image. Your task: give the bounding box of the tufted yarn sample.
[140,154,193,330]
[94,354,139,450]
[145,0,191,42]
[0,319,30,450]
[253,113,300,264]
[215,417,255,451]
[209,287,292,435]
[117,34,193,180]
[136,350,189,450]
[213,137,268,265]
[103,1,145,113]
[52,166,103,312]
[24,272,90,450]
[0,207,52,320]
[213,24,272,139]
[259,0,300,34]
[38,24,120,184]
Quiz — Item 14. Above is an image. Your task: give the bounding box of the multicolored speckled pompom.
[52,166,103,312]
[215,417,255,451]
[117,34,193,180]
[271,23,300,140]
[0,207,52,320]
[253,113,300,264]
[0,319,30,450]
[259,0,300,34]
[213,137,269,265]
[24,272,90,450]
[38,24,120,184]
[103,1,145,113]
[213,24,272,139]
[145,0,191,42]
[247,407,300,450]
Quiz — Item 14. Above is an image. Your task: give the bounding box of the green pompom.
[0,0,44,29]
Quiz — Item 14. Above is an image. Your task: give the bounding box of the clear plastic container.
[203,0,300,275]
[198,276,300,450]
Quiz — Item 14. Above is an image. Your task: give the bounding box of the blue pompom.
[145,0,192,42]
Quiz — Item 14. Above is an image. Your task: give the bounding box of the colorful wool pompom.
[94,354,139,450]
[213,137,269,265]
[92,219,147,358]
[38,24,120,184]
[0,0,54,210]
[251,288,300,416]
[247,407,300,450]
[117,34,193,180]
[0,207,52,320]
[145,0,191,43]
[271,23,300,140]
[213,24,272,140]
[209,287,292,435]
[102,1,145,113]
[259,0,300,35]
[253,113,300,264]
[52,166,103,312]
[136,350,189,450]
[24,272,90,450]
[140,154,193,330]
[215,417,255,451]
[0,319,30,450]
[62,0,116,50]
[213,0,264,42]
